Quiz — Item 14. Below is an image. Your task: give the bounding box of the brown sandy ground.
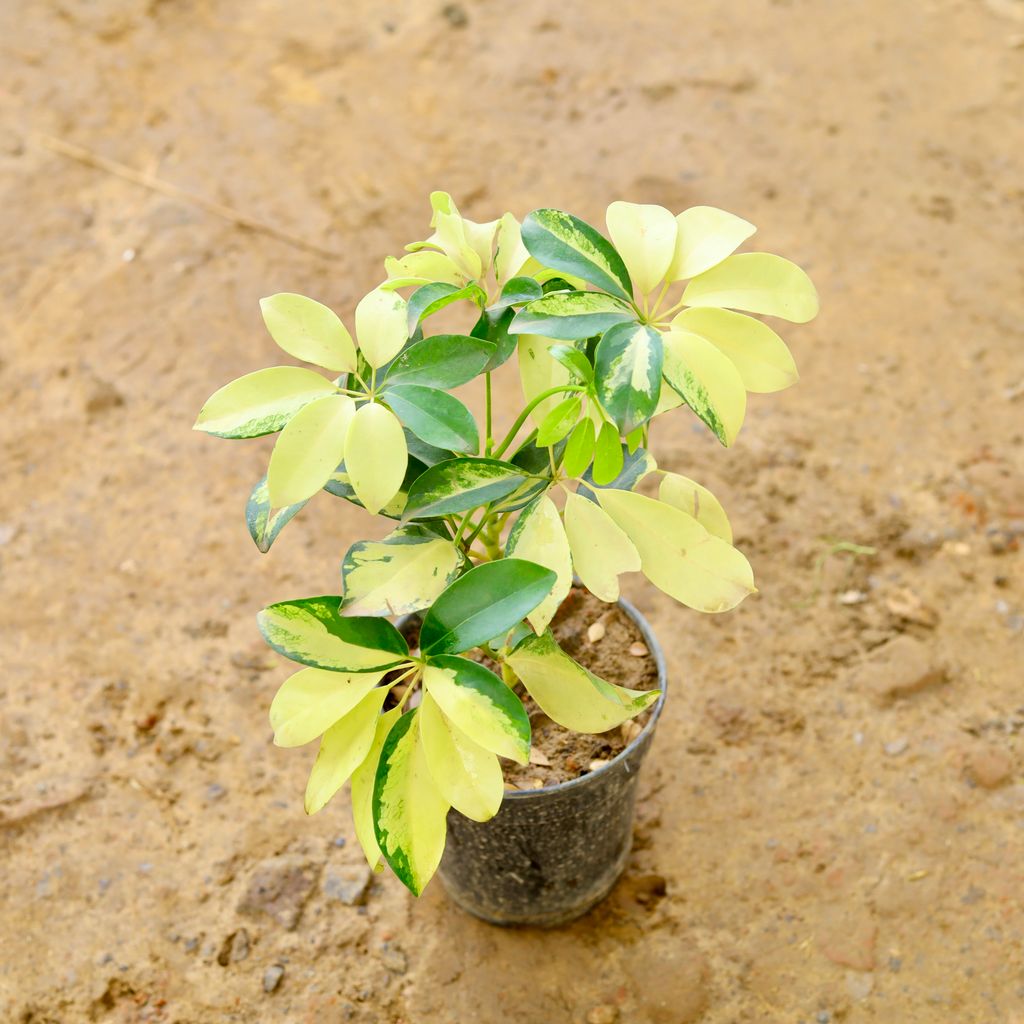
[1,1,1023,1021]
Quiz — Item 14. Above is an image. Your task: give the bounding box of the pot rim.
[500,593,667,801]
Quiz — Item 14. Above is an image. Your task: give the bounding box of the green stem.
[492,385,585,458]
[484,372,493,455]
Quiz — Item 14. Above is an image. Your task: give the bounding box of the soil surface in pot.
[398,588,660,788]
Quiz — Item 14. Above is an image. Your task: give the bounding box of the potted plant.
[195,193,817,925]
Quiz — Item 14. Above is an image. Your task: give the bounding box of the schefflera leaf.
[352,706,402,871]
[419,692,503,822]
[267,394,355,506]
[661,330,746,447]
[659,472,732,543]
[372,708,450,896]
[260,293,357,373]
[355,287,409,369]
[596,489,755,613]
[344,403,408,515]
[383,384,478,454]
[665,206,756,283]
[419,559,557,656]
[246,475,308,552]
[505,495,573,634]
[258,596,410,672]
[304,685,392,815]
[594,322,663,435]
[422,656,531,764]
[269,666,387,747]
[681,252,819,323]
[341,525,464,617]
[403,457,529,520]
[671,307,798,393]
[605,201,678,296]
[563,491,640,602]
[518,335,572,427]
[194,366,339,439]
[507,631,659,733]
[509,291,634,341]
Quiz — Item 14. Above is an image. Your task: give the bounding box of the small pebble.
[839,589,868,605]
[529,778,544,789]
[121,247,136,262]
[588,758,610,772]
[587,621,607,643]
[620,720,642,745]
[628,642,649,657]
[884,738,909,757]
[263,964,285,993]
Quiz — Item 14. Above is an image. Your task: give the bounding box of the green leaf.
[596,488,755,612]
[470,306,517,371]
[605,201,678,295]
[355,287,409,369]
[505,495,573,634]
[592,421,624,486]
[258,596,410,671]
[659,472,732,542]
[666,206,756,282]
[581,443,656,499]
[563,491,640,602]
[671,307,798,393]
[535,395,582,446]
[341,525,465,616]
[352,706,401,870]
[681,252,818,323]
[269,667,386,747]
[507,631,659,733]
[562,418,596,479]
[419,559,556,656]
[403,432,454,468]
[548,344,594,383]
[594,322,663,434]
[194,366,338,439]
[406,282,486,332]
[496,436,568,512]
[419,693,503,822]
[260,293,357,373]
[422,655,531,764]
[383,384,478,454]
[662,329,747,446]
[267,394,355,506]
[383,334,494,389]
[246,475,307,552]
[344,402,409,514]
[305,685,392,814]
[521,209,633,301]
[508,291,634,341]
[403,458,529,519]
[372,709,449,896]
[489,275,543,312]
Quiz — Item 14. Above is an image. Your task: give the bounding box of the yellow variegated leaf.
[351,706,401,871]
[518,335,571,427]
[267,394,355,506]
[596,488,755,612]
[269,667,385,748]
[428,191,483,279]
[658,472,732,542]
[463,218,499,274]
[342,527,464,616]
[562,491,640,602]
[662,330,746,446]
[355,287,408,369]
[682,252,818,323]
[507,631,659,733]
[605,201,678,295]
[193,366,338,439]
[505,495,573,633]
[419,693,503,822]
[372,709,450,895]
[344,403,408,515]
[665,207,756,282]
[259,293,357,373]
[671,307,798,393]
[384,251,466,288]
[304,685,391,814]
[494,213,530,285]
[652,378,684,417]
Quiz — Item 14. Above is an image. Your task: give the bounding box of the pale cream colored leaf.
[562,491,640,602]
[605,201,678,295]
[351,707,401,871]
[355,287,409,369]
[493,213,530,285]
[666,207,756,282]
[518,335,571,426]
[270,667,384,748]
[658,473,732,542]
[505,495,573,633]
[344,403,408,515]
[260,293,357,372]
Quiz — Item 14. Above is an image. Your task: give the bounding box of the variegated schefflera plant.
[195,193,818,895]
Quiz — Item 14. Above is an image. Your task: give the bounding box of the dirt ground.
[2,1,1023,1020]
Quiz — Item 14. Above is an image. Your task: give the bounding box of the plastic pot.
[434,596,667,927]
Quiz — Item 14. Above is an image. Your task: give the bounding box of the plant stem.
[492,385,585,458]
[484,372,493,455]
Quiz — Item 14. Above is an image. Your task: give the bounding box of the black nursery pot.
[435,597,667,928]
